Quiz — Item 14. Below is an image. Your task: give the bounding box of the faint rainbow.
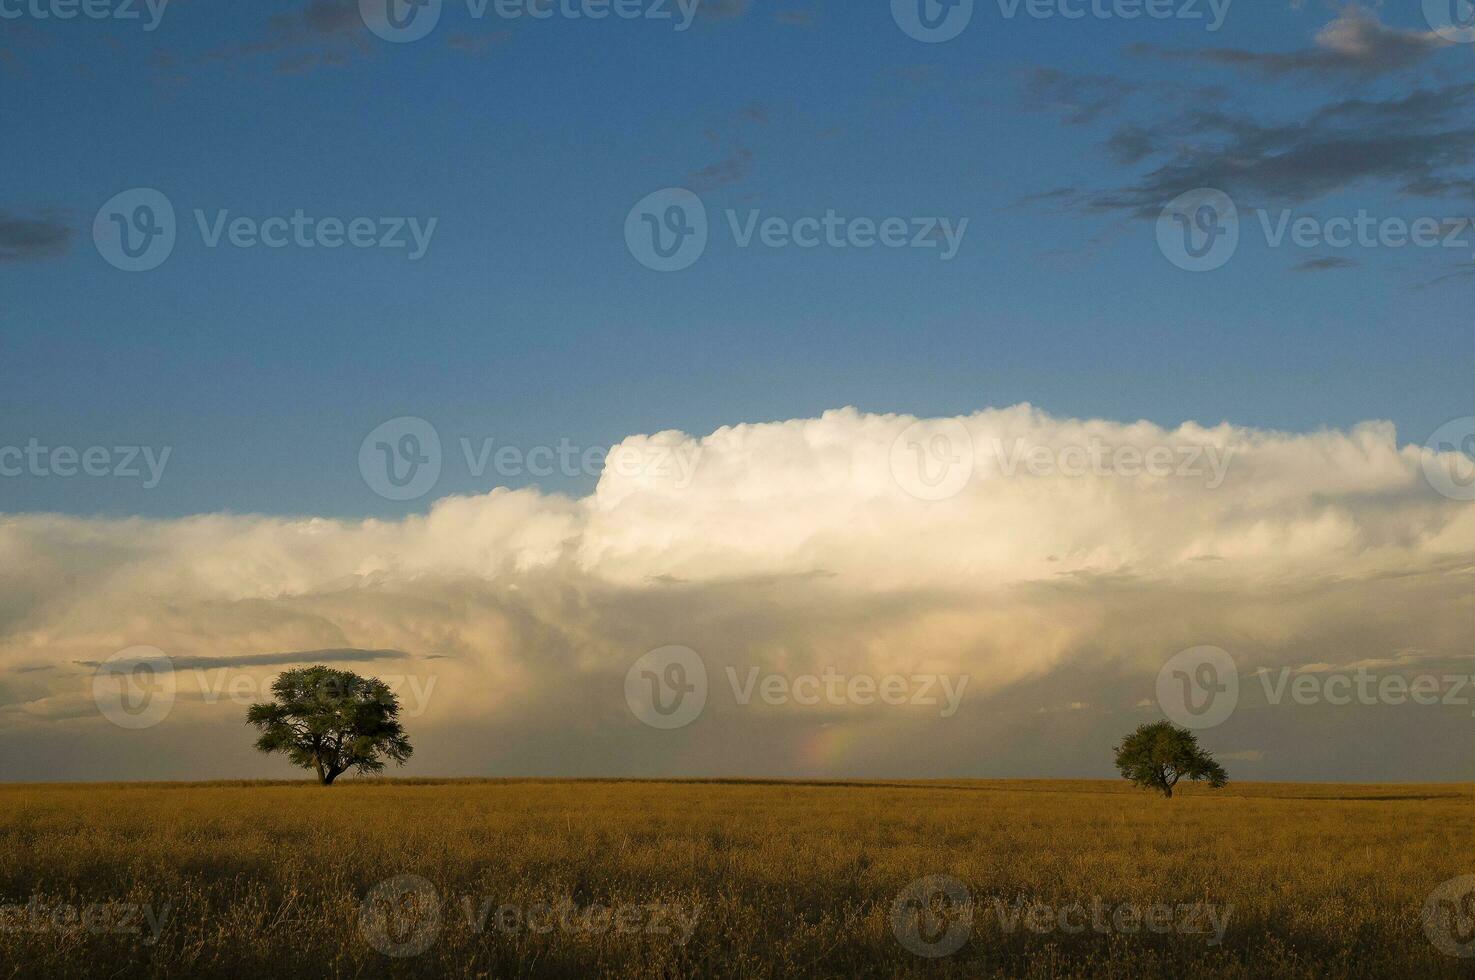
[798,723,863,772]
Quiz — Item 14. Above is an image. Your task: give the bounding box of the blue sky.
[3,0,1473,518]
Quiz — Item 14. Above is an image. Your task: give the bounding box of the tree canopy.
[1114,721,1227,798]
[246,666,412,785]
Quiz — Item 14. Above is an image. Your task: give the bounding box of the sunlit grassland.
[0,778,1469,978]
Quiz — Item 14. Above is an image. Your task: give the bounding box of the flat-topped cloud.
[2,405,1472,780]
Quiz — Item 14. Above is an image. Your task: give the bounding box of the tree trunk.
[322,771,338,786]
[1162,785,1173,798]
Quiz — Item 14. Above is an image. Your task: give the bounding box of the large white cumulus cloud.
[1,405,1472,781]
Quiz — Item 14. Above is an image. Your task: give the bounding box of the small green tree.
[1114,721,1227,798]
[246,666,412,785]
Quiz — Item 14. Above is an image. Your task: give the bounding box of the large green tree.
[247,667,413,785]
[1114,721,1227,798]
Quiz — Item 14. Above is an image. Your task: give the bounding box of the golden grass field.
[1,778,1471,978]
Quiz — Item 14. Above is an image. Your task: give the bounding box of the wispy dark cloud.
[1131,7,1450,81]
[685,103,769,191]
[774,9,816,27]
[1103,125,1159,166]
[75,648,413,670]
[1024,68,1139,125]
[1418,260,1475,288]
[204,0,373,74]
[447,31,510,56]
[297,0,361,35]
[1084,82,1475,215]
[0,211,72,262]
[688,147,754,190]
[1292,256,1359,273]
[694,0,751,19]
